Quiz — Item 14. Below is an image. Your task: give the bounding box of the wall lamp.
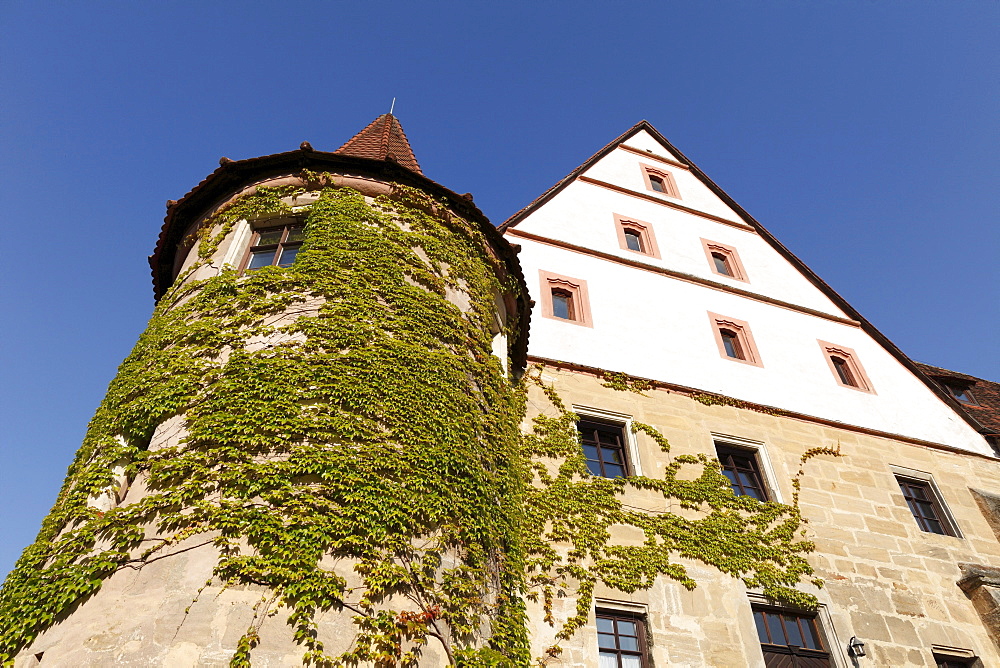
[848,636,866,658]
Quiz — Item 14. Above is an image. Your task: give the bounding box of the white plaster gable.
[505,123,993,456]
[581,147,740,222]
[508,178,849,318]
[513,239,991,455]
[619,129,683,161]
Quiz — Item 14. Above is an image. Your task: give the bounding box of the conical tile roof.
[334,113,422,174]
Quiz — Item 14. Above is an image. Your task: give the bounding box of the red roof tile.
[334,114,422,174]
[915,362,1000,437]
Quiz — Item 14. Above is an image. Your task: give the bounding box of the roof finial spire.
[389,97,396,116]
[334,112,422,174]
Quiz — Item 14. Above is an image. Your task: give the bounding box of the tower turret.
[1,116,531,666]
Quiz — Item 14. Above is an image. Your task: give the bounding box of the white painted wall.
[511,180,849,318]
[515,239,989,454]
[506,129,992,456]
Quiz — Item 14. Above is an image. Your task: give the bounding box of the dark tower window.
[244,222,305,271]
[578,419,629,478]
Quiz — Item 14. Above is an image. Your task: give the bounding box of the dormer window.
[942,382,977,405]
[640,164,680,198]
[242,221,304,271]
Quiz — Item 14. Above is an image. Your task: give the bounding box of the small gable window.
[818,341,874,394]
[831,356,856,386]
[624,229,643,252]
[720,329,743,360]
[539,270,592,327]
[242,220,304,271]
[639,163,680,198]
[551,289,575,320]
[710,313,762,367]
[701,239,748,282]
[614,214,660,258]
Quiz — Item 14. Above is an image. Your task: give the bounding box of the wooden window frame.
[817,341,875,394]
[709,312,763,367]
[595,608,650,668]
[701,238,748,282]
[895,475,959,537]
[639,163,681,199]
[239,219,305,273]
[752,605,832,666]
[614,214,661,258]
[539,270,593,327]
[716,443,770,501]
[578,417,632,479]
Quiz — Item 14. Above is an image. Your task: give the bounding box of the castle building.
[503,121,1000,667]
[1,116,998,668]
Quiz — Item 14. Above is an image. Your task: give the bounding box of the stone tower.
[1,115,532,666]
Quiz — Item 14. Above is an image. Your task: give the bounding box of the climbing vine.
[0,180,529,666]
[0,177,835,667]
[521,366,833,662]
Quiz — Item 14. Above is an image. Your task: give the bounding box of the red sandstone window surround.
[818,341,874,394]
[639,163,681,198]
[709,312,763,367]
[701,239,748,282]
[539,270,593,327]
[614,214,661,258]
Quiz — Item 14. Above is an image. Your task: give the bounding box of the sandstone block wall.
[526,365,1000,668]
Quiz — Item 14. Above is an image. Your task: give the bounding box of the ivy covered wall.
[0,178,530,666]
[0,171,828,667]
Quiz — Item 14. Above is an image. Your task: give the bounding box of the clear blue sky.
[1,2,997,578]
